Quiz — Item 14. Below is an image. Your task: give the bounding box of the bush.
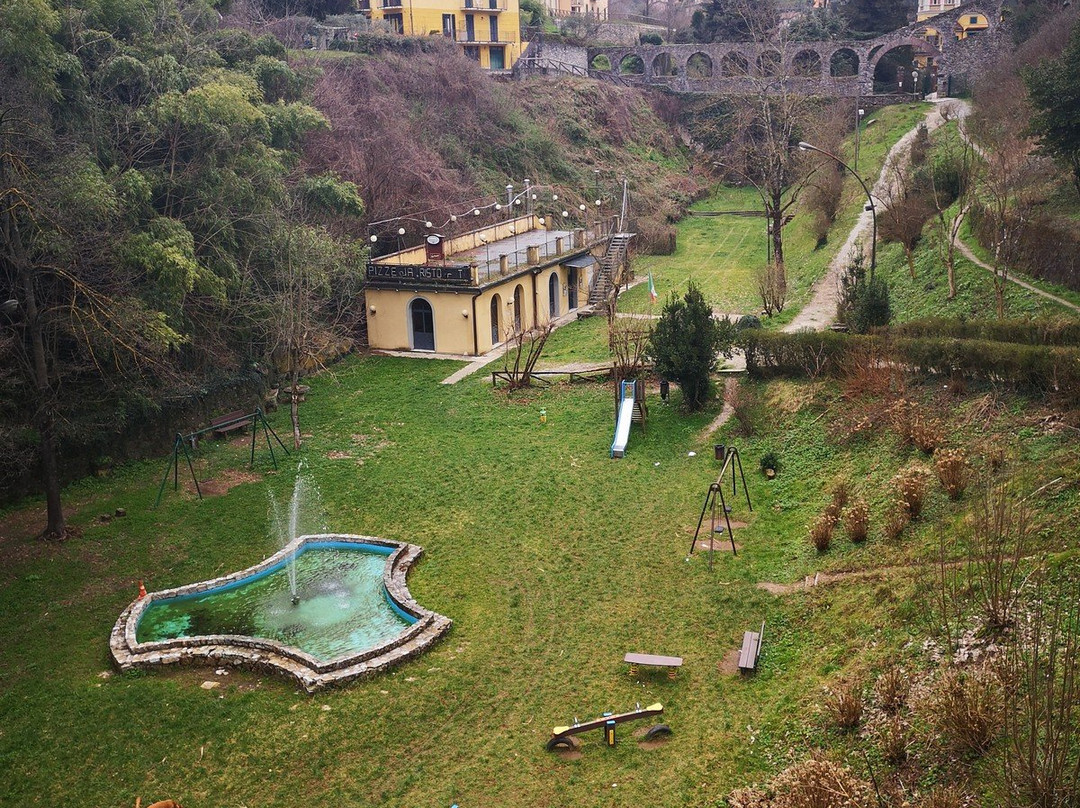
[922,664,1003,756]
[843,498,870,543]
[829,477,850,513]
[915,786,966,808]
[772,756,874,808]
[876,715,910,765]
[809,512,838,553]
[649,281,735,411]
[894,466,929,519]
[910,414,944,454]
[873,666,910,713]
[639,31,662,44]
[850,275,891,334]
[884,506,909,541]
[727,382,767,436]
[737,314,762,330]
[823,680,863,730]
[760,450,779,475]
[935,449,969,500]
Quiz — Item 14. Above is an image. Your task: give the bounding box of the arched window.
[513,284,524,331]
[490,294,501,345]
[548,273,560,318]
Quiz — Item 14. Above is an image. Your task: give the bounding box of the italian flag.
[648,272,658,304]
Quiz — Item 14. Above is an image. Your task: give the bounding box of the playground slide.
[610,395,635,458]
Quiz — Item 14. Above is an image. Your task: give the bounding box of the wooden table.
[624,652,683,680]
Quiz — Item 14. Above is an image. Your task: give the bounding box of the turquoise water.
[136,546,414,662]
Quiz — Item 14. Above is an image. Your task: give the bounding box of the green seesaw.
[546,702,670,750]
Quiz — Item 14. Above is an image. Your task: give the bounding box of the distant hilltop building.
[358,0,523,70]
[542,0,608,20]
[917,0,990,43]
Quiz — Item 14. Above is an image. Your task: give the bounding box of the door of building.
[548,273,559,318]
[442,14,456,38]
[410,298,435,351]
[489,46,505,69]
[567,267,578,309]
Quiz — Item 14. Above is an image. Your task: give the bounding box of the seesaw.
[546,702,670,750]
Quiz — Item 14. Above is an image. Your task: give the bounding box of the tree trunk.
[905,246,916,279]
[17,239,65,539]
[290,362,301,450]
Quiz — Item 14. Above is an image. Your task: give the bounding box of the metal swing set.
[690,445,752,569]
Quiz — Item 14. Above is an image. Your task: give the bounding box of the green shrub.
[639,32,662,45]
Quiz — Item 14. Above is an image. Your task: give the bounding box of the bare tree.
[608,315,653,381]
[929,118,981,299]
[878,154,934,279]
[501,320,556,390]
[755,261,787,316]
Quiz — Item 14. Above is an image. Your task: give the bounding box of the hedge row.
[738,328,1080,395]
[885,317,1080,347]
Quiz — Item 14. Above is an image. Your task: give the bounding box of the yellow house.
[917,0,989,46]
[542,0,608,20]
[359,0,523,70]
[365,215,619,355]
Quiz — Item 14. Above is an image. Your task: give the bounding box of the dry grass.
[876,715,910,765]
[893,465,930,520]
[934,449,969,500]
[922,664,1004,757]
[843,498,870,543]
[772,755,874,808]
[873,666,910,714]
[809,512,838,553]
[823,680,864,730]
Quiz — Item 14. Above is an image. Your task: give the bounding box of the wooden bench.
[210,409,255,439]
[738,621,765,674]
[624,652,683,680]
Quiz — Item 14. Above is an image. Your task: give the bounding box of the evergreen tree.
[1024,21,1080,193]
[648,281,734,411]
[691,0,777,43]
[835,0,910,37]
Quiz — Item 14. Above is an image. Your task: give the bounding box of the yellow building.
[542,0,608,21]
[365,215,624,355]
[359,0,523,70]
[917,0,989,46]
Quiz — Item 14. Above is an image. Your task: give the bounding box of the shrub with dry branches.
[608,316,653,382]
[810,512,838,553]
[915,786,966,808]
[829,477,850,513]
[727,381,767,437]
[1002,584,1080,808]
[772,755,874,808]
[756,261,788,317]
[934,449,969,500]
[884,506,909,541]
[501,321,555,390]
[823,680,863,730]
[843,498,870,543]
[894,466,930,519]
[968,478,1033,633]
[873,666,910,714]
[922,664,1004,757]
[876,715,910,766]
[728,786,773,808]
[910,414,944,455]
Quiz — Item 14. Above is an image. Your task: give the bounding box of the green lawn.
[2,354,1078,807]
[622,104,936,326]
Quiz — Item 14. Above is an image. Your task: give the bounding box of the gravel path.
[783,100,968,333]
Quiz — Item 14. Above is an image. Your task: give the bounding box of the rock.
[201,681,221,690]
[115,508,127,517]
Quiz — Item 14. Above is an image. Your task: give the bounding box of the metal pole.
[798,141,876,275]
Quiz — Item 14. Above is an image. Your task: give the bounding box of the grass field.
[3,103,1080,808]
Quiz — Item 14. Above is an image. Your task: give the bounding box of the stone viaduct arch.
[580,1,1003,97]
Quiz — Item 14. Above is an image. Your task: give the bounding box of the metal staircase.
[588,232,634,305]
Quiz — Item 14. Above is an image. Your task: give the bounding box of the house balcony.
[456,34,513,44]
[462,0,507,11]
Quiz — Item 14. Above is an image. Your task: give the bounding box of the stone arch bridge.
[519,1,1004,97]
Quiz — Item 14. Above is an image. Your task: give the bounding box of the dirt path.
[954,237,1080,315]
[783,100,968,333]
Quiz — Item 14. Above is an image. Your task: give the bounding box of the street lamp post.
[854,104,865,172]
[798,140,876,274]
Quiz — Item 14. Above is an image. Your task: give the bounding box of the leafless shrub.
[888,398,916,444]
[884,506,909,541]
[873,666,910,714]
[829,477,850,512]
[840,341,899,401]
[843,498,870,543]
[608,316,653,382]
[727,382,767,437]
[756,261,787,317]
[823,680,863,730]
[876,715,910,766]
[935,449,969,500]
[915,785,966,808]
[501,321,555,390]
[1002,583,1080,808]
[910,414,944,454]
[809,512,838,553]
[728,786,773,808]
[922,664,1004,757]
[968,479,1033,633]
[893,466,930,520]
[984,445,1006,474]
[771,755,874,808]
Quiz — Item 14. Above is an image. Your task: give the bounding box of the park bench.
[210,409,255,439]
[738,621,765,674]
[624,652,683,680]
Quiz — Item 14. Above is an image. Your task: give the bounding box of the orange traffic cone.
[138,580,147,599]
